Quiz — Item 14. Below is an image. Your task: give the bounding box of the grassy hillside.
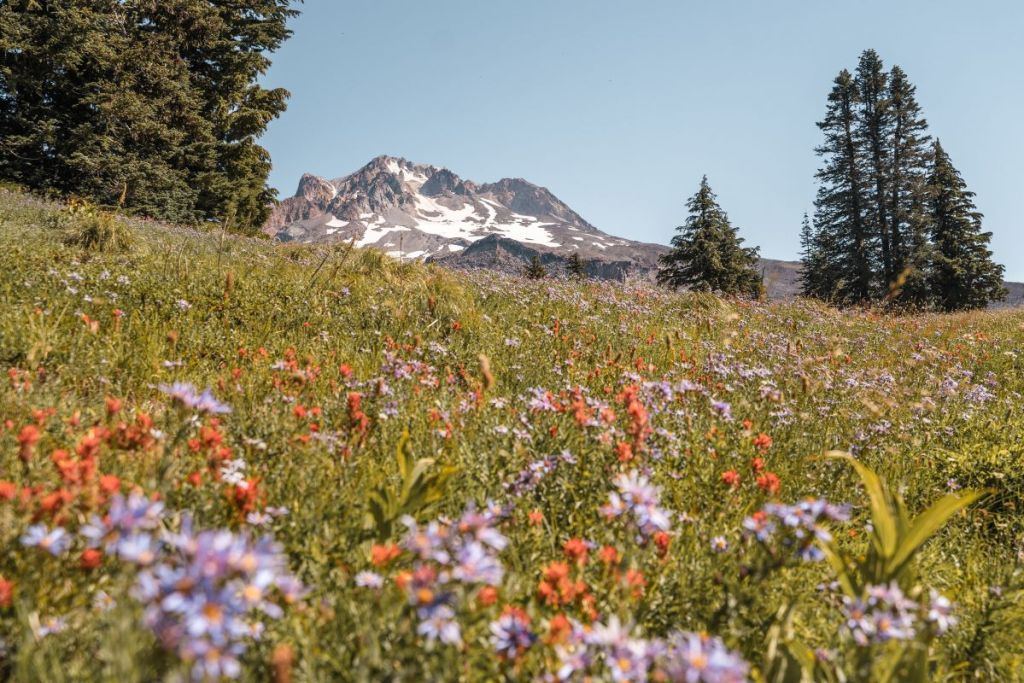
[1,189,1022,681]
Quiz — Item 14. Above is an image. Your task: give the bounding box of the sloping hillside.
[2,190,1024,680]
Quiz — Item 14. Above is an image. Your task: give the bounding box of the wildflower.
[720,470,741,489]
[744,499,849,562]
[0,577,12,608]
[158,382,232,414]
[452,541,504,585]
[653,531,671,557]
[370,543,402,567]
[116,533,160,565]
[133,518,301,680]
[658,631,750,683]
[82,491,165,552]
[34,616,68,638]
[756,472,781,496]
[21,525,70,556]
[563,538,589,564]
[93,590,116,612]
[99,474,121,493]
[841,582,920,646]
[528,509,545,526]
[354,571,384,589]
[416,604,461,645]
[710,400,732,421]
[17,424,40,463]
[105,396,122,416]
[490,607,536,660]
[478,585,499,607]
[589,617,652,682]
[926,590,957,635]
[80,548,103,570]
[624,568,647,598]
[598,545,621,565]
[601,470,672,542]
[175,299,192,311]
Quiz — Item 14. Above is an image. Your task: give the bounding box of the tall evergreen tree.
[926,141,1006,311]
[808,50,1006,311]
[812,69,873,304]
[854,50,895,283]
[0,0,298,233]
[886,65,931,278]
[658,176,761,297]
[799,212,831,300]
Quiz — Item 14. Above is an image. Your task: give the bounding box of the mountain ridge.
[265,156,1023,306]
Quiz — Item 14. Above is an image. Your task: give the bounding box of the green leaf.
[887,490,984,578]
[395,429,412,481]
[821,540,857,596]
[828,451,898,559]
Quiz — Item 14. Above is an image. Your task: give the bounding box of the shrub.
[57,199,133,253]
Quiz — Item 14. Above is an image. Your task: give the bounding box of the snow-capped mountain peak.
[264,156,661,272]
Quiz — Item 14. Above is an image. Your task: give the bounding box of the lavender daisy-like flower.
[130,517,300,680]
[158,382,231,415]
[602,470,672,541]
[710,399,733,421]
[21,525,70,556]
[926,590,957,635]
[658,631,750,683]
[416,604,461,645]
[354,571,384,589]
[451,541,504,586]
[841,583,920,647]
[489,609,536,660]
[744,498,849,562]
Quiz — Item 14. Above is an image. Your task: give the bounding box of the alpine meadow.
[2,3,1024,682]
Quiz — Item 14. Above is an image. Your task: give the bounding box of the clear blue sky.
[260,0,1024,279]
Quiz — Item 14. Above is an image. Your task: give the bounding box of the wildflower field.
[1,189,1023,681]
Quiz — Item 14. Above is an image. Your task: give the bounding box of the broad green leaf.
[887,490,984,578]
[828,451,898,559]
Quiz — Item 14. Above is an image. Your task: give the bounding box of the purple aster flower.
[416,604,461,645]
[21,525,70,556]
[355,571,384,589]
[490,609,536,660]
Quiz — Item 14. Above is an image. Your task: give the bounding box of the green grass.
[0,188,1022,681]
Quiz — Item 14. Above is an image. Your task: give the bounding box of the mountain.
[265,156,1023,305]
[264,155,666,276]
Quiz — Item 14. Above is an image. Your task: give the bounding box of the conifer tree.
[799,213,831,300]
[658,176,761,297]
[524,255,547,280]
[0,0,298,233]
[886,65,931,278]
[812,69,874,304]
[891,189,937,308]
[927,141,1006,311]
[854,50,895,283]
[566,251,587,280]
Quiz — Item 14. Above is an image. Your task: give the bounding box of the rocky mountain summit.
[264,155,666,277]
